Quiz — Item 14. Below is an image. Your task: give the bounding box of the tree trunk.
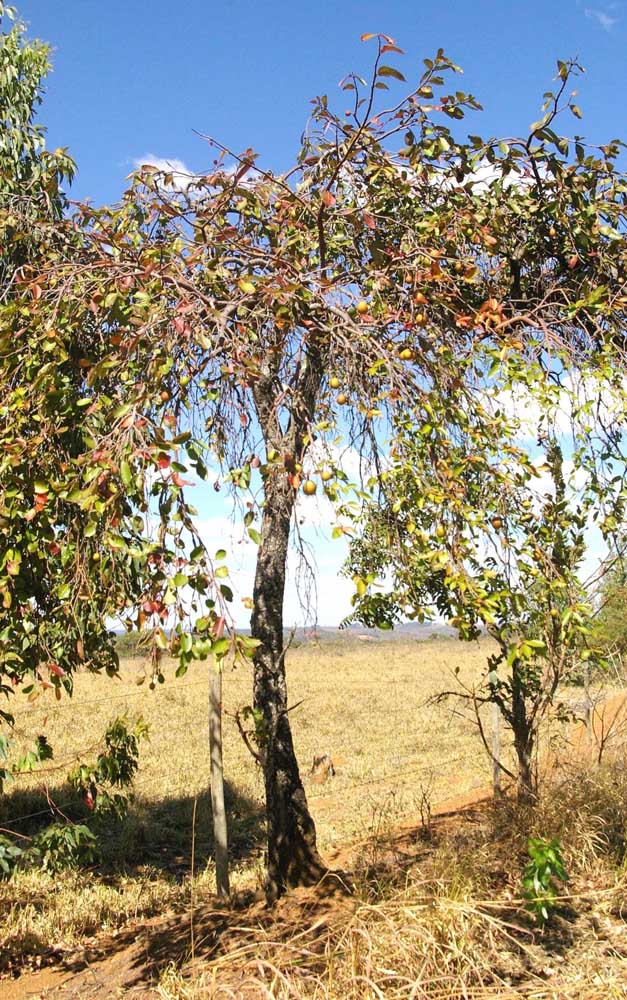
[251,473,326,901]
[209,667,230,898]
[511,664,536,804]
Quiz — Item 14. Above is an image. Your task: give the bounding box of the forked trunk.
[251,474,326,900]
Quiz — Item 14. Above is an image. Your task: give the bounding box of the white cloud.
[490,373,626,445]
[192,512,354,627]
[489,382,573,442]
[133,155,197,192]
[585,7,619,30]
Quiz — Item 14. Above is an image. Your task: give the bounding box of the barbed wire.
[0,750,482,830]
[11,676,213,715]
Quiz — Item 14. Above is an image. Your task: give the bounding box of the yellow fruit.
[329,376,341,389]
[399,347,415,361]
[414,312,427,326]
[435,524,445,539]
[491,516,503,530]
[356,300,369,315]
[302,479,317,496]
[321,467,333,482]
[414,291,427,305]
[336,392,349,405]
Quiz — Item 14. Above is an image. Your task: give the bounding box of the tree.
[2,33,626,893]
[593,544,627,658]
[345,407,605,801]
[0,2,84,729]
[339,58,627,800]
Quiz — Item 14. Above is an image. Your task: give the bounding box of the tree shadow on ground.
[112,781,265,875]
[0,778,265,877]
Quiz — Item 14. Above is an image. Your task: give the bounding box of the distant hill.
[113,620,459,657]
[292,621,457,644]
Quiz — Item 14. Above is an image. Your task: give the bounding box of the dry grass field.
[3,635,498,853]
[2,636,627,998]
[0,637,494,961]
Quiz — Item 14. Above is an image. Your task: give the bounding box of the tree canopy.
[1,23,626,887]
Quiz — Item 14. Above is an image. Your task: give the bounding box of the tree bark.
[209,667,230,898]
[511,664,536,804]
[251,471,326,901]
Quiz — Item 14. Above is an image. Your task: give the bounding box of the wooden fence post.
[209,665,230,898]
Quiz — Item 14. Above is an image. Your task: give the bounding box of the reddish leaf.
[177,301,195,315]
[172,472,193,487]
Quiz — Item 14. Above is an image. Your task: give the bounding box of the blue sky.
[14,0,625,625]
[17,0,627,205]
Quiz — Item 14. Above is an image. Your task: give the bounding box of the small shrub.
[68,715,149,816]
[522,836,568,924]
[0,836,23,877]
[29,823,98,873]
[0,716,148,879]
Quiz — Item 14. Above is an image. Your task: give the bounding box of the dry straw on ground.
[1,637,626,998]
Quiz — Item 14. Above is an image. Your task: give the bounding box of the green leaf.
[377,65,406,82]
[154,628,168,650]
[212,637,230,658]
[120,460,132,488]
